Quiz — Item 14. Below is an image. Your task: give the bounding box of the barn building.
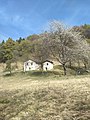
[24,60,40,72]
[43,60,53,71]
[24,59,53,72]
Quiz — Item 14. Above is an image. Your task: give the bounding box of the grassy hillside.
[0,72,90,120]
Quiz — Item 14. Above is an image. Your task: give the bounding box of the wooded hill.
[0,21,90,75]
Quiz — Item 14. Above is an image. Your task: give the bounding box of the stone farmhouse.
[43,60,53,71]
[24,59,53,72]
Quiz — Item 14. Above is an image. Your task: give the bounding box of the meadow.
[0,69,90,120]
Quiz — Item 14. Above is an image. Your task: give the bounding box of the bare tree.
[47,20,89,75]
[32,35,50,70]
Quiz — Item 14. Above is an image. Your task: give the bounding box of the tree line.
[0,20,90,75]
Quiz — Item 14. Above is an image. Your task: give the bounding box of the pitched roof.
[43,60,53,64]
[24,59,53,64]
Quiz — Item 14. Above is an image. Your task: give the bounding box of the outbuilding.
[43,60,53,71]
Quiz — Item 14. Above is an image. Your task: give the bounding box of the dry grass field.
[0,71,90,120]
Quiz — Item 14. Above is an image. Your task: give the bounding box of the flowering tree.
[47,20,89,75]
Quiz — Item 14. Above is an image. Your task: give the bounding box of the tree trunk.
[69,60,72,68]
[78,60,80,68]
[62,64,66,75]
[41,63,44,75]
[84,63,87,69]
[15,61,18,69]
[41,63,43,71]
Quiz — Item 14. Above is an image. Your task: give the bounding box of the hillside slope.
[0,74,90,120]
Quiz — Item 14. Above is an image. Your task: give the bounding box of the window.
[31,62,33,65]
[27,62,28,65]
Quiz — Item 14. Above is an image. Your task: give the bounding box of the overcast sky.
[0,0,90,41]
